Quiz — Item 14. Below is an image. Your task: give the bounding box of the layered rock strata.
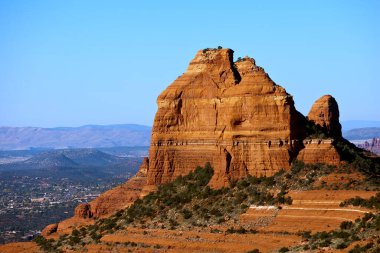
[296,139,341,165]
[147,48,341,188]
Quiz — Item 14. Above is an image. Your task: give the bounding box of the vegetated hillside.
[1,148,134,168]
[33,159,380,253]
[0,148,142,181]
[97,146,149,157]
[52,149,128,166]
[0,146,149,164]
[344,127,380,140]
[0,124,151,150]
[23,152,79,168]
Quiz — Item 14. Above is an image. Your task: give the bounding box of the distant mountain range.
[0,124,151,150]
[21,149,127,168]
[0,148,143,181]
[343,127,380,140]
[341,120,380,132]
[1,122,379,151]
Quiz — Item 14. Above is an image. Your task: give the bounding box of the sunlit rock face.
[146,48,333,188]
[308,95,342,139]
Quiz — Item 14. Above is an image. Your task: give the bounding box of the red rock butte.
[42,48,346,233]
[146,48,342,189]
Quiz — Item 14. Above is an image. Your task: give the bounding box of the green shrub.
[71,229,80,237]
[241,204,249,210]
[291,160,305,175]
[332,230,350,239]
[247,249,260,253]
[69,235,81,244]
[340,221,354,230]
[210,208,223,217]
[301,231,311,239]
[336,242,348,249]
[348,243,374,253]
[226,226,248,234]
[34,235,61,252]
[316,231,330,240]
[182,209,193,219]
[278,247,289,252]
[340,193,380,210]
[319,238,331,247]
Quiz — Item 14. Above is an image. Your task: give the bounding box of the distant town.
[0,146,146,244]
[0,174,133,244]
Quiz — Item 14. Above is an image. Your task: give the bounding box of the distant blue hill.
[0,148,142,181]
[343,127,380,140]
[0,124,151,150]
[341,120,380,132]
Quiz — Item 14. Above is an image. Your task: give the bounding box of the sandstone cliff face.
[308,95,342,138]
[296,139,341,166]
[147,49,312,188]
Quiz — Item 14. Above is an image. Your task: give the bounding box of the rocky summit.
[146,48,341,189]
[307,95,342,138]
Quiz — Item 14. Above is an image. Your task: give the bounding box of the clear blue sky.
[0,0,379,127]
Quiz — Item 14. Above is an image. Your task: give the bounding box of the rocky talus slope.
[29,162,379,253]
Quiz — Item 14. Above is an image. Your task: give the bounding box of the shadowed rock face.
[308,95,342,139]
[296,139,341,166]
[147,49,317,188]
